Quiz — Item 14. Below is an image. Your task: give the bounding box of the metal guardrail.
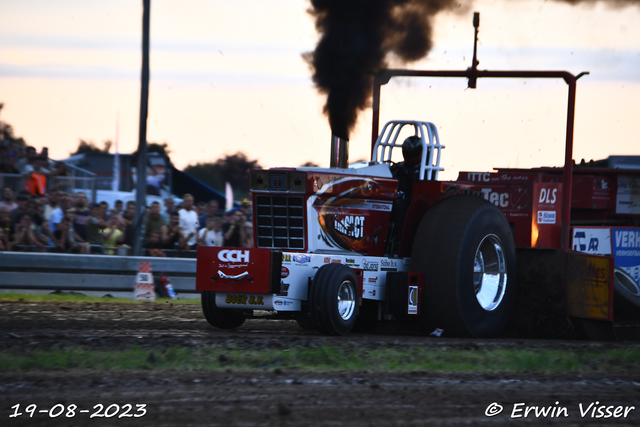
[0,252,197,294]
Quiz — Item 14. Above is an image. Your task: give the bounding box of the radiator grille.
[255,196,305,250]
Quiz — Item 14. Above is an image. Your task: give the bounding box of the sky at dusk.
[1,0,638,180]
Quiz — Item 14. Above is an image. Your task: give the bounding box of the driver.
[391,135,427,185]
[387,135,427,254]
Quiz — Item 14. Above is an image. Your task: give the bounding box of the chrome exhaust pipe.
[330,134,349,168]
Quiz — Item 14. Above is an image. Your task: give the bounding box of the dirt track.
[2,301,640,426]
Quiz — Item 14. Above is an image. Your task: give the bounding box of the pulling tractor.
[196,16,639,340]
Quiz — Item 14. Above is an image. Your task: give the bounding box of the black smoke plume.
[305,0,467,139]
[305,0,637,139]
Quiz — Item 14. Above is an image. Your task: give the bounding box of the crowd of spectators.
[1,141,255,256]
[1,143,71,195]
[0,184,254,256]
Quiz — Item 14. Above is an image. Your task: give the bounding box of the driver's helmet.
[402,135,422,166]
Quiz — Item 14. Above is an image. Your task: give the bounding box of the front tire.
[309,264,359,336]
[411,195,516,338]
[201,291,246,329]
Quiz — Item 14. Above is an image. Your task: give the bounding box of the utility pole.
[134,0,150,256]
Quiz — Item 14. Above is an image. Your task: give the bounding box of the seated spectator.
[64,208,86,244]
[178,194,198,249]
[9,192,29,228]
[72,192,90,241]
[0,186,18,212]
[196,201,207,221]
[42,190,60,222]
[198,216,224,247]
[161,198,175,225]
[145,201,163,242]
[243,221,254,248]
[49,192,72,233]
[11,213,47,251]
[223,209,246,247]
[240,199,252,221]
[199,200,220,228]
[101,213,125,255]
[0,225,10,251]
[25,198,45,227]
[52,216,86,254]
[144,230,166,257]
[86,203,108,252]
[107,199,123,218]
[122,200,136,248]
[0,206,12,239]
[98,201,109,220]
[162,211,186,250]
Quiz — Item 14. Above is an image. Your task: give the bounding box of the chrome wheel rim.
[337,280,356,320]
[473,234,507,311]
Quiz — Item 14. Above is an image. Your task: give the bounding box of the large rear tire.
[309,263,359,336]
[201,291,246,329]
[613,267,640,319]
[411,195,516,338]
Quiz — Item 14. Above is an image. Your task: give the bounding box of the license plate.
[215,293,272,309]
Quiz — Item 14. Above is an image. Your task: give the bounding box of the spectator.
[144,201,164,242]
[24,199,44,227]
[49,192,72,233]
[101,213,125,255]
[86,203,108,251]
[0,226,9,251]
[196,201,207,219]
[52,216,85,253]
[161,197,175,225]
[178,193,198,249]
[0,186,18,212]
[108,200,123,218]
[122,200,136,248]
[50,161,72,192]
[199,200,220,228]
[0,206,12,240]
[223,209,246,247]
[64,208,86,244]
[15,146,37,173]
[198,216,224,247]
[73,192,90,241]
[240,199,253,221]
[42,190,60,222]
[0,151,20,177]
[162,211,186,250]
[144,230,166,257]
[23,155,50,196]
[11,213,46,251]
[98,201,109,220]
[9,192,29,227]
[0,143,8,168]
[243,221,254,248]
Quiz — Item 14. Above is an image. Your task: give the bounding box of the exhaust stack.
[330,134,349,168]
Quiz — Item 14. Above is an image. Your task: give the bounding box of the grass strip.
[1,345,639,373]
[0,292,199,305]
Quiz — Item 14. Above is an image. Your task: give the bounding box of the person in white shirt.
[178,193,198,249]
[197,216,224,247]
[48,192,72,233]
